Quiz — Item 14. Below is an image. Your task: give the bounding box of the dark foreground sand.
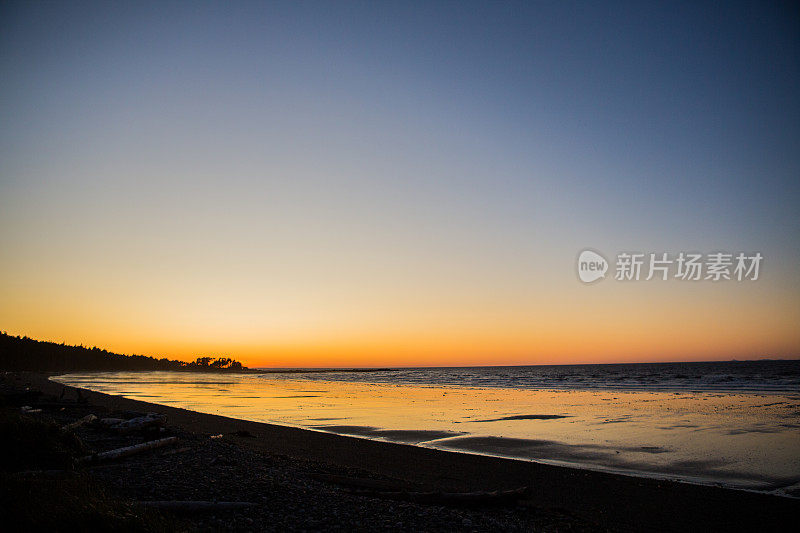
[4,371,799,532]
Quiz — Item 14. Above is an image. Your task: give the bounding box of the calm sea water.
[260,360,800,393]
[52,360,800,496]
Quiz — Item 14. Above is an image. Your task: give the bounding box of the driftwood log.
[109,413,167,434]
[79,436,178,464]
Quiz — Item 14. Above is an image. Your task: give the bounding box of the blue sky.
[1,1,798,364]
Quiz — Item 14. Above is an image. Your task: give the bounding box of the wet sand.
[10,371,797,531]
[52,370,800,491]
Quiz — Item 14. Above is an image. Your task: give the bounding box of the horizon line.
[4,329,796,370]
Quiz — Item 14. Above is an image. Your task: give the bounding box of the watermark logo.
[577,250,762,283]
[577,249,608,283]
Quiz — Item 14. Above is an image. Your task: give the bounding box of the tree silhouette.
[0,332,248,372]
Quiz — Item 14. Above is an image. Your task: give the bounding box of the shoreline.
[51,370,800,494]
[7,371,800,531]
[236,415,797,497]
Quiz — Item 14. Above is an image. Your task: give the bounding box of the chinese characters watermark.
[577,250,762,284]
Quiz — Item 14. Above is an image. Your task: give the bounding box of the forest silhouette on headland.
[0,332,246,372]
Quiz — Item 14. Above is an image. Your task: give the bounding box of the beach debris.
[136,501,257,513]
[108,413,167,434]
[20,405,42,413]
[62,414,98,431]
[78,436,178,464]
[210,433,224,439]
[99,417,126,426]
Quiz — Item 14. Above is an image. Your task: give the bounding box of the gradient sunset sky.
[1,1,798,367]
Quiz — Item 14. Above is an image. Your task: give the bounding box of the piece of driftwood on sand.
[79,436,178,464]
[109,413,167,434]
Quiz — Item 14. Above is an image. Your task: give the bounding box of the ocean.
[258,360,800,393]
[52,360,800,496]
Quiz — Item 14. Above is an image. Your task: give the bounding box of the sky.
[1,1,798,367]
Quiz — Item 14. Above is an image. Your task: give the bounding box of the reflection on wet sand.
[51,371,800,492]
[471,414,570,422]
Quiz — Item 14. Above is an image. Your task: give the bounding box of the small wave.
[260,360,800,394]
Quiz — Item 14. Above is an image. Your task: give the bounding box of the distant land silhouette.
[0,332,245,372]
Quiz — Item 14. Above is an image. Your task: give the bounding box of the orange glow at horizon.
[2,275,798,368]
[2,219,798,368]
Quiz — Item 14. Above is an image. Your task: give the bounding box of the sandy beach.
[50,369,800,492]
[3,371,798,532]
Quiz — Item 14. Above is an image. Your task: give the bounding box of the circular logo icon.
[577,249,608,283]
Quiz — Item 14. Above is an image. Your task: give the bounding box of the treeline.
[0,332,246,372]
